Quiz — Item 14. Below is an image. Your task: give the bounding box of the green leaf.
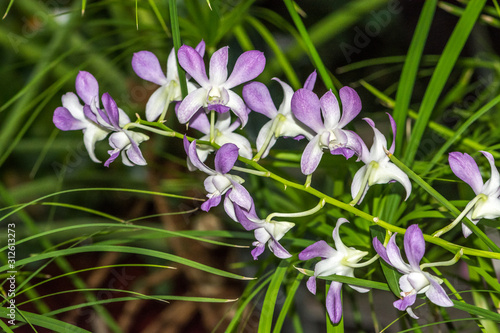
[259,260,289,332]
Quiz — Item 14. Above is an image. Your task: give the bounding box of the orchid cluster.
[53,40,498,325]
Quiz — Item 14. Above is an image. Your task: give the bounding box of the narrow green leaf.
[0,245,253,280]
[2,0,15,19]
[273,270,304,333]
[403,0,487,166]
[283,0,337,94]
[169,0,188,98]
[453,299,500,322]
[393,0,437,153]
[0,307,91,333]
[259,260,289,332]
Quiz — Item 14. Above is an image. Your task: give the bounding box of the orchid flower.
[298,218,371,324]
[373,224,454,319]
[233,202,293,260]
[350,113,411,205]
[53,71,109,163]
[177,45,265,126]
[84,93,149,167]
[186,111,252,169]
[291,87,364,175]
[446,151,500,237]
[132,41,205,122]
[184,138,253,213]
[242,72,317,160]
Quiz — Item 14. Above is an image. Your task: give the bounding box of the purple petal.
[269,238,292,259]
[393,293,417,311]
[178,45,209,87]
[306,276,317,295]
[326,282,343,324]
[188,109,210,134]
[225,50,266,89]
[481,151,500,190]
[209,46,229,85]
[104,149,120,167]
[242,82,278,118]
[207,104,230,113]
[124,135,147,166]
[214,143,239,174]
[132,51,167,86]
[101,93,121,129]
[387,112,397,154]
[386,233,411,274]
[301,135,323,175]
[226,90,249,126]
[291,88,324,133]
[195,40,206,57]
[251,243,265,260]
[320,90,340,130]
[201,194,222,211]
[337,86,362,128]
[372,237,391,265]
[75,71,99,105]
[425,274,453,307]
[299,240,336,260]
[187,140,215,175]
[404,224,425,271]
[177,88,207,124]
[303,70,317,91]
[233,202,259,231]
[449,152,483,195]
[53,107,86,131]
[228,182,252,211]
[83,104,99,124]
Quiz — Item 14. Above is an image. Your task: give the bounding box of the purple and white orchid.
[85,92,149,167]
[291,87,363,175]
[351,114,411,204]
[53,71,148,166]
[53,71,110,163]
[448,151,500,237]
[242,72,317,160]
[176,45,265,126]
[184,138,253,213]
[298,218,370,324]
[132,41,205,122]
[233,202,293,260]
[373,224,454,319]
[186,111,252,168]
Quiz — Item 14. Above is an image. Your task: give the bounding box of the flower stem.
[123,123,175,137]
[432,195,484,238]
[210,110,215,144]
[232,166,270,177]
[420,248,463,270]
[252,118,280,161]
[347,254,380,268]
[265,199,325,222]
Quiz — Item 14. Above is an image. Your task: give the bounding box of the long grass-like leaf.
[403,0,487,166]
[259,260,289,332]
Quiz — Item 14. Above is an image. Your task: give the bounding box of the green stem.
[232,166,270,177]
[210,110,215,144]
[265,199,325,222]
[420,248,463,270]
[432,195,484,238]
[253,118,280,161]
[123,122,175,137]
